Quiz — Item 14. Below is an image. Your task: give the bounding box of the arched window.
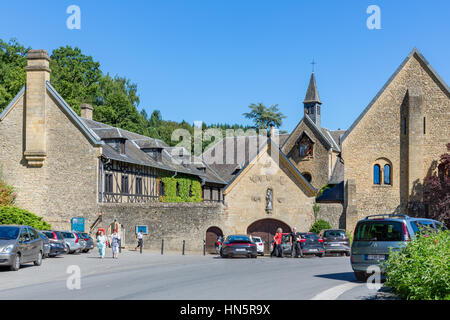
[384,164,391,185]
[373,165,381,185]
[303,173,312,183]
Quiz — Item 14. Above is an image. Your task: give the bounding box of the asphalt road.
[0,250,379,300]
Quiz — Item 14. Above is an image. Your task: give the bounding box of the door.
[18,227,31,262]
[206,227,223,253]
[27,228,41,261]
[247,219,291,254]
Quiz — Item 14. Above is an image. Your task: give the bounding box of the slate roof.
[303,73,321,104]
[316,181,344,203]
[79,118,226,185]
[329,156,345,185]
[201,133,290,183]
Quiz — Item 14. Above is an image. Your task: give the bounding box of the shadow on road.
[314,271,358,283]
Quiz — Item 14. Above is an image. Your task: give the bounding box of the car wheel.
[10,254,21,271]
[354,271,368,282]
[34,251,42,266]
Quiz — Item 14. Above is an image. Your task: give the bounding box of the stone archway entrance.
[247,219,291,254]
[206,226,223,254]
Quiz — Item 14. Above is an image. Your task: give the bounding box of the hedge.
[382,230,450,300]
[0,206,52,230]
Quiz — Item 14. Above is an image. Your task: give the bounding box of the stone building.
[341,48,450,232]
[0,48,447,252]
[281,72,345,192]
[0,49,227,251]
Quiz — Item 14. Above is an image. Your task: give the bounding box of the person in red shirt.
[271,228,284,258]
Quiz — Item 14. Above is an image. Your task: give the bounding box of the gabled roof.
[282,115,336,152]
[46,82,103,146]
[222,138,317,197]
[202,133,290,183]
[303,72,321,104]
[341,48,450,143]
[0,87,25,121]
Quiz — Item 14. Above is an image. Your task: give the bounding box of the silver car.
[0,225,44,271]
[59,231,82,254]
[351,214,447,281]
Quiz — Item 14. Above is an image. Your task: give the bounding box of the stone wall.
[224,145,316,234]
[342,52,450,232]
[0,92,101,230]
[316,203,345,229]
[282,120,331,190]
[98,202,225,253]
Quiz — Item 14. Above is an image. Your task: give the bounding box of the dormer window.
[142,148,162,162]
[105,138,126,155]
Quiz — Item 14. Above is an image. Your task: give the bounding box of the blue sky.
[0,0,449,132]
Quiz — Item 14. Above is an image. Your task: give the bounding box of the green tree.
[0,39,29,112]
[50,46,102,115]
[243,103,286,129]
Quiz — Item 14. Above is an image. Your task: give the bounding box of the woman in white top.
[110,230,120,259]
[97,230,107,259]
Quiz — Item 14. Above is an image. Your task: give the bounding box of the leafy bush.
[160,175,202,203]
[309,219,331,234]
[0,206,51,230]
[382,230,450,300]
[0,179,16,206]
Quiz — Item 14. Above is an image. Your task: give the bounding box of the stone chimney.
[24,49,51,167]
[81,103,93,120]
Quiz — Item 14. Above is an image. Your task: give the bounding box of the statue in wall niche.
[266,188,273,212]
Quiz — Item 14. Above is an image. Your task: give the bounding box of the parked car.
[78,232,94,253]
[74,232,87,252]
[220,235,258,258]
[59,231,82,254]
[350,214,447,282]
[298,232,325,257]
[40,230,68,256]
[37,231,51,258]
[319,229,351,256]
[0,225,43,271]
[249,235,264,256]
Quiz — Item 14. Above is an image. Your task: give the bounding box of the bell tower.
[303,72,322,127]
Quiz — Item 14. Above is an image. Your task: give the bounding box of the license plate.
[367,254,385,260]
[235,248,246,252]
[309,249,318,252]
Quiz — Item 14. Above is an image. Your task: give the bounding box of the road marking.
[310,282,362,300]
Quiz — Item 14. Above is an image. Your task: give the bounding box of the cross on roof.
[311,59,316,73]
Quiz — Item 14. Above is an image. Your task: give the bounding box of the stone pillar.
[81,103,93,120]
[344,179,358,233]
[24,49,51,167]
[407,87,424,203]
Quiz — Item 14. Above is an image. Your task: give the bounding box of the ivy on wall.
[159,174,203,203]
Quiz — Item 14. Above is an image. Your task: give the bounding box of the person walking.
[271,228,283,258]
[97,230,107,259]
[110,229,120,259]
[290,227,303,258]
[135,230,144,254]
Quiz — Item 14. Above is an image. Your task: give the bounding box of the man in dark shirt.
[290,227,302,258]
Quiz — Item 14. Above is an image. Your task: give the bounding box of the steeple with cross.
[303,59,322,127]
